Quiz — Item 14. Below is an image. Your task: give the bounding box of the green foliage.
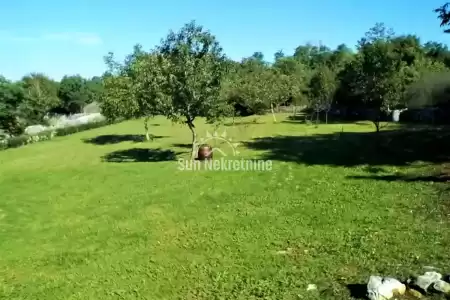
[0,78,27,135]
[101,72,134,121]
[3,17,450,139]
[4,135,29,149]
[86,76,104,104]
[435,3,450,33]
[20,73,60,124]
[0,120,112,151]
[157,20,229,125]
[57,75,91,114]
[54,120,111,137]
[1,115,449,299]
[101,46,170,140]
[0,130,55,150]
[309,65,338,113]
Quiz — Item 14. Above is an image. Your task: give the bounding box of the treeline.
[223,22,450,127]
[102,22,450,135]
[2,16,450,142]
[0,74,103,136]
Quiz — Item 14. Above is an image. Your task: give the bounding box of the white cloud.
[0,30,102,46]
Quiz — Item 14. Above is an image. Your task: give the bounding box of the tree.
[263,69,297,122]
[308,65,337,123]
[329,44,354,71]
[272,56,310,113]
[391,35,424,66]
[423,41,450,67]
[405,57,449,110]
[86,76,104,104]
[57,75,91,114]
[0,78,27,135]
[435,3,450,32]
[20,73,60,124]
[354,24,402,132]
[294,43,332,68]
[250,52,266,65]
[274,50,285,61]
[157,21,229,158]
[102,46,169,141]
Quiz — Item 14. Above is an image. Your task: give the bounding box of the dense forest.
[2,4,450,139]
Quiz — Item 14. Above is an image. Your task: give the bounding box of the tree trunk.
[144,117,151,141]
[187,121,197,160]
[373,120,380,133]
[325,111,328,124]
[293,105,296,115]
[373,109,381,132]
[270,103,277,122]
[316,110,319,124]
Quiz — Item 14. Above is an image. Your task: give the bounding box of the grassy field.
[0,113,449,299]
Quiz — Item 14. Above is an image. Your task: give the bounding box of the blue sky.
[1,0,449,81]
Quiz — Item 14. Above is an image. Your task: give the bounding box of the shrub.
[55,119,110,137]
[7,135,29,148]
[0,119,116,151]
[0,139,8,150]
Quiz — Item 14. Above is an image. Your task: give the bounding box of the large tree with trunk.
[157,20,229,158]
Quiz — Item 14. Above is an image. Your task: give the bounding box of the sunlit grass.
[0,114,448,299]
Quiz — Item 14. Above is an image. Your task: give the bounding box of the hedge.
[0,119,113,151]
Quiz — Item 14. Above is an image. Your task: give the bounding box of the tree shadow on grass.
[84,134,165,145]
[281,115,373,125]
[102,148,180,163]
[223,121,265,126]
[348,173,450,183]
[243,127,450,167]
[172,143,191,148]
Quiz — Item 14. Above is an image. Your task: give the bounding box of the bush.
[0,119,115,151]
[6,135,29,149]
[55,119,110,137]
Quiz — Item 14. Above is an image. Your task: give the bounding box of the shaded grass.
[0,114,448,299]
[83,134,165,145]
[244,125,450,167]
[102,148,179,163]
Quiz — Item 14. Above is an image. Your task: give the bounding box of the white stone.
[24,125,48,135]
[367,276,406,300]
[433,280,450,294]
[415,271,442,291]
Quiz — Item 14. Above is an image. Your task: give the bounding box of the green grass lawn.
[0,113,449,299]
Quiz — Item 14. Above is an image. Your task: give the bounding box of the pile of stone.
[367,269,450,299]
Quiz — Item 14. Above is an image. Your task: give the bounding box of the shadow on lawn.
[348,173,450,183]
[223,121,265,126]
[102,148,180,163]
[281,114,372,125]
[84,134,165,145]
[171,143,191,148]
[243,127,450,167]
